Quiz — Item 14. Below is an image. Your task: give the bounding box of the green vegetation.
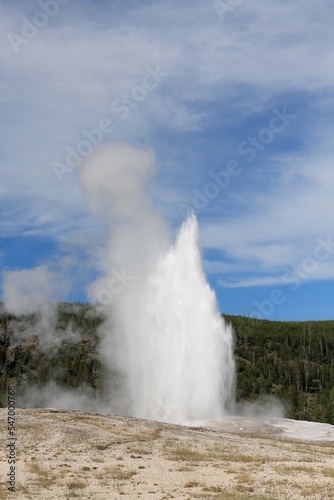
[0,303,333,424]
[0,303,105,404]
[224,314,334,424]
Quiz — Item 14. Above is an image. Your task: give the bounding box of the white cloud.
[200,144,334,286]
[1,0,334,293]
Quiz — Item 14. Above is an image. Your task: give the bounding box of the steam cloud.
[2,265,65,315]
[236,395,286,419]
[79,142,235,422]
[1,140,286,424]
[2,264,70,348]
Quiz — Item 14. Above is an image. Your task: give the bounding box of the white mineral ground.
[1,408,333,499]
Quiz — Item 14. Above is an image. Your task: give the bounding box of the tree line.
[0,303,333,424]
[224,314,334,424]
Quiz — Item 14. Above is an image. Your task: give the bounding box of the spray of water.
[128,213,235,422]
[80,142,235,423]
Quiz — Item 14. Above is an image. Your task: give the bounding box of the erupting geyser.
[128,213,235,422]
[80,142,235,424]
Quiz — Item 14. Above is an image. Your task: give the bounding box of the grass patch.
[95,442,112,450]
[67,480,87,490]
[322,467,334,478]
[29,462,58,489]
[165,445,208,462]
[177,465,195,472]
[113,469,137,480]
[237,472,253,484]
[274,464,316,475]
[29,462,44,474]
[129,427,162,442]
[103,465,137,481]
[126,445,152,455]
[291,481,330,496]
[71,416,108,430]
[215,492,260,500]
[185,481,200,488]
[229,454,256,463]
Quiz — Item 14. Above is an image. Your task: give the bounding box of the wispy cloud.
[201,143,334,285]
[1,0,334,308]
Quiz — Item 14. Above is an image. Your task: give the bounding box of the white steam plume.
[2,265,64,315]
[2,265,70,348]
[79,142,235,423]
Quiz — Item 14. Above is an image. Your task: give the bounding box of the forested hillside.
[0,303,105,404]
[225,314,334,424]
[0,304,333,424]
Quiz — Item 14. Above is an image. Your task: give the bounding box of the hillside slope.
[1,304,334,424]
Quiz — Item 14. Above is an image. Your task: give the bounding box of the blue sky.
[1,0,334,320]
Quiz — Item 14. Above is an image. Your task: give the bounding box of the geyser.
[80,142,235,423]
[127,213,235,422]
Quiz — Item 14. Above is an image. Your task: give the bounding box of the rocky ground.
[1,408,333,499]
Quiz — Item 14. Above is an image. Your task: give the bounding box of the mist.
[79,141,235,423]
[236,394,286,420]
[3,141,285,425]
[2,264,72,349]
[15,381,108,413]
